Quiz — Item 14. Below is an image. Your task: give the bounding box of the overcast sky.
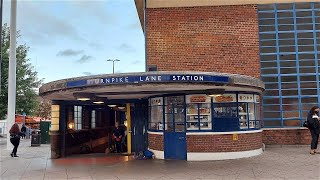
[2,0,145,83]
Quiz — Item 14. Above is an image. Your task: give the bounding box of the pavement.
[0,137,319,180]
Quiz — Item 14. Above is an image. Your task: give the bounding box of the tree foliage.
[0,24,42,119]
[36,98,51,119]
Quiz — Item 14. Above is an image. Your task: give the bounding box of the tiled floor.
[1,137,319,180]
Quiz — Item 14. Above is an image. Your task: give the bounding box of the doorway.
[163,96,187,160]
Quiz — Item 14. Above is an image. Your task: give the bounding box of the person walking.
[9,123,22,157]
[21,124,26,139]
[307,106,320,155]
[112,122,123,153]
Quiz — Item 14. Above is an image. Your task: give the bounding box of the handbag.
[303,121,309,128]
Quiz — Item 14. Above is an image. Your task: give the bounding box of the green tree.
[36,98,51,119]
[0,24,42,119]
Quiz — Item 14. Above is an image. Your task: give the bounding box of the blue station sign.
[66,74,230,88]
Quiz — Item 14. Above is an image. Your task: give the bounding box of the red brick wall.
[148,133,164,151]
[262,128,318,145]
[146,5,260,78]
[187,132,262,152]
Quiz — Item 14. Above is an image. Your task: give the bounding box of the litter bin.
[31,130,41,147]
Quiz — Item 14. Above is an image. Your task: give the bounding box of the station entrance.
[56,99,148,158]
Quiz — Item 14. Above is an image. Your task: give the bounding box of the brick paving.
[0,137,319,180]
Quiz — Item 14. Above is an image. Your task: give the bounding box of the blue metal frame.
[258,2,320,128]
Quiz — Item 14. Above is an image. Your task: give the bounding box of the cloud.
[131,60,142,65]
[76,55,93,64]
[57,49,84,57]
[83,72,93,76]
[118,43,135,52]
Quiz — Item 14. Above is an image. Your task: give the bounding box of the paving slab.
[0,137,319,180]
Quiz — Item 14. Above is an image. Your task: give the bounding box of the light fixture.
[118,107,125,110]
[206,89,225,97]
[77,97,90,101]
[93,101,104,104]
[108,105,117,107]
[73,92,92,101]
[68,122,74,129]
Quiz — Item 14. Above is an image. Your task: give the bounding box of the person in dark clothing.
[21,124,26,139]
[306,106,320,155]
[9,123,22,157]
[113,122,123,153]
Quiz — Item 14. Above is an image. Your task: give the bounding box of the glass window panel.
[260,40,276,47]
[213,103,238,118]
[263,98,280,104]
[301,97,318,103]
[282,104,300,111]
[297,24,313,31]
[302,111,309,118]
[165,114,174,132]
[279,39,295,46]
[263,90,280,96]
[278,18,294,24]
[301,89,318,95]
[259,26,276,32]
[299,67,316,73]
[281,76,297,82]
[255,103,261,120]
[277,3,293,10]
[278,25,294,31]
[261,76,278,82]
[263,105,280,111]
[296,18,313,24]
[258,12,275,19]
[298,46,314,52]
[296,11,312,17]
[295,3,311,9]
[283,120,300,127]
[258,4,274,11]
[261,61,277,68]
[264,112,281,118]
[297,32,313,38]
[282,98,299,104]
[260,47,277,53]
[300,82,317,88]
[316,17,320,23]
[260,54,277,61]
[300,75,316,81]
[280,67,296,74]
[282,89,298,96]
[263,120,281,127]
[298,39,314,45]
[281,82,298,89]
[282,111,300,118]
[280,61,296,67]
[279,46,296,52]
[259,19,275,25]
[299,60,315,67]
[280,54,296,60]
[265,83,279,89]
[261,68,278,74]
[149,105,163,130]
[259,33,276,40]
[298,53,314,60]
[279,33,294,39]
[302,104,319,110]
[277,12,293,18]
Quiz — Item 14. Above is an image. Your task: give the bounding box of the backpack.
[303,121,309,128]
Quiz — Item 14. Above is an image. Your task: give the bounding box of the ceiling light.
[108,105,117,107]
[77,97,90,101]
[118,107,125,110]
[93,101,104,104]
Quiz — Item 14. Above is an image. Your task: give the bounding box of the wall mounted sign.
[233,134,238,141]
[254,94,260,103]
[66,74,230,88]
[212,94,236,103]
[238,94,254,102]
[150,97,163,106]
[186,94,211,103]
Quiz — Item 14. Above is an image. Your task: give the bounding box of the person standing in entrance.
[9,123,22,157]
[307,106,320,155]
[21,124,26,139]
[113,122,123,153]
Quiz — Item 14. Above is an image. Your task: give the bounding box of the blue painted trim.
[312,3,320,108]
[292,3,303,126]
